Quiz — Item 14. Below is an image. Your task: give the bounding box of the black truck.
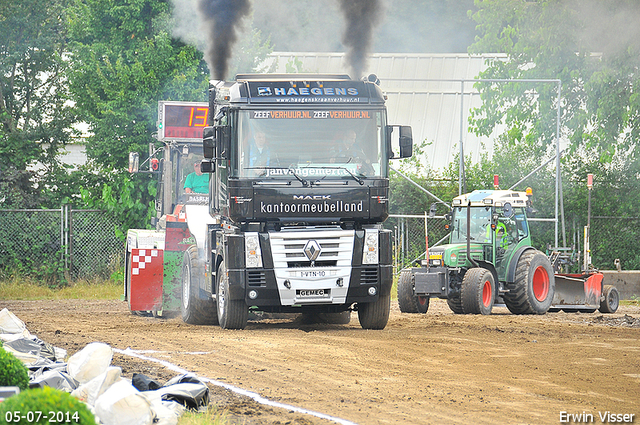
[180,73,413,329]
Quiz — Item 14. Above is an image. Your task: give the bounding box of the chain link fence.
[0,208,123,282]
[387,214,640,274]
[2,208,636,283]
[386,214,449,273]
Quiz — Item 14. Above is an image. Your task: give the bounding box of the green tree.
[468,0,640,266]
[67,0,274,231]
[0,0,78,207]
[469,0,640,162]
[67,0,210,229]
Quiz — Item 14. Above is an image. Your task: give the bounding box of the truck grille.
[269,229,355,269]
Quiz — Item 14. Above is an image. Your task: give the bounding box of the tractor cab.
[433,190,533,281]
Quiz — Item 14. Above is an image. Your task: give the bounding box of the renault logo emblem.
[303,240,321,261]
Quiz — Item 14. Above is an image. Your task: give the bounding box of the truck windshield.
[450,206,492,244]
[232,109,387,179]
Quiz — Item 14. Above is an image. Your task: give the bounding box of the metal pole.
[585,174,593,271]
[424,211,429,261]
[459,80,465,195]
[508,153,558,190]
[554,82,561,248]
[390,167,450,207]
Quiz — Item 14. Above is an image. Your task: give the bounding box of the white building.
[264,52,506,170]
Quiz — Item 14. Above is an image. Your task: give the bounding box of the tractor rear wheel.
[181,245,218,325]
[216,260,249,329]
[599,285,619,313]
[461,267,495,315]
[504,249,555,315]
[397,270,429,314]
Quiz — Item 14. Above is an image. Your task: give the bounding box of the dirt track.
[2,298,639,425]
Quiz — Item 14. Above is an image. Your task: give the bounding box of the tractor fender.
[476,261,500,296]
[505,246,535,284]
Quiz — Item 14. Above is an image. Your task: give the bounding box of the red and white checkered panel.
[129,248,164,311]
[132,249,160,275]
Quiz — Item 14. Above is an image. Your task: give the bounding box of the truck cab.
[181,74,413,329]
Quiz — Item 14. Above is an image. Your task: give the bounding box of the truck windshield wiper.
[319,165,364,185]
[247,165,364,186]
[248,166,309,186]
[287,166,309,186]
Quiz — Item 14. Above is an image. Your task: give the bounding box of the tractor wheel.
[416,296,430,313]
[447,297,464,314]
[599,285,619,313]
[397,270,429,314]
[181,245,218,325]
[461,268,495,315]
[504,249,555,315]
[216,260,248,329]
[358,292,390,330]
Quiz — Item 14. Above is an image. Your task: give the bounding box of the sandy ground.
[2,298,639,425]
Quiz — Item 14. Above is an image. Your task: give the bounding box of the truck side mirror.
[203,126,215,159]
[388,125,413,159]
[128,152,139,173]
[399,126,413,158]
[200,159,215,173]
[216,125,230,158]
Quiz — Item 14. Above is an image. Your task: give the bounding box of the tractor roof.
[452,190,529,208]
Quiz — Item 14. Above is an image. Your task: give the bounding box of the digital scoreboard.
[157,101,209,141]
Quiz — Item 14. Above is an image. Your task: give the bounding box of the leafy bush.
[0,387,97,425]
[0,347,29,390]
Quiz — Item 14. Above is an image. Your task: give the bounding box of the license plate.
[299,270,326,278]
[297,289,329,297]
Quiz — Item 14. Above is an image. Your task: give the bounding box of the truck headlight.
[245,233,263,268]
[362,230,378,265]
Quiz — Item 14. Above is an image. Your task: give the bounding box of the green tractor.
[398,189,556,315]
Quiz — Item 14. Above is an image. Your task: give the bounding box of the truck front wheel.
[216,260,248,329]
[504,249,555,315]
[358,293,390,330]
[461,267,495,315]
[397,270,429,314]
[181,245,218,325]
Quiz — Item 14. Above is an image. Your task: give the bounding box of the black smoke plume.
[339,0,383,80]
[198,0,251,79]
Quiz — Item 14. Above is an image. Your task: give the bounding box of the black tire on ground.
[599,285,619,313]
[503,249,555,315]
[416,295,430,314]
[358,293,390,330]
[397,270,429,314]
[181,245,218,325]
[447,297,464,314]
[461,268,495,315]
[216,260,248,329]
[301,311,351,325]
